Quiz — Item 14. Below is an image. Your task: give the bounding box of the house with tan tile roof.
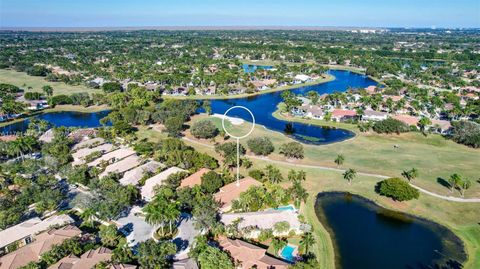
[87,148,136,167]
[141,167,186,201]
[72,143,114,165]
[0,225,81,269]
[72,137,105,151]
[214,177,262,212]
[221,210,303,238]
[219,237,289,269]
[173,258,198,269]
[0,214,75,254]
[179,168,211,189]
[49,247,113,269]
[99,155,142,178]
[120,161,164,186]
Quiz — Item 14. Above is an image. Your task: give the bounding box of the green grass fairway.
[190,114,480,198]
[0,69,101,96]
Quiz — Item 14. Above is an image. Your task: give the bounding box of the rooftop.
[141,167,186,201]
[221,210,301,231]
[219,237,289,269]
[99,155,142,178]
[120,161,164,186]
[0,214,74,249]
[49,247,112,269]
[179,168,211,189]
[0,225,81,269]
[87,148,136,167]
[214,177,262,211]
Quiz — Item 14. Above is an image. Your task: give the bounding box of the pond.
[314,192,466,269]
[0,110,111,134]
[1,70,376,144]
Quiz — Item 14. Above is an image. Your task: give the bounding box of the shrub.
[247,136,275,156]
[201,171,224,194]
[102,82,123,93]
[191,120,218,139]
[24,92,43,100]
[376,177,420,201]
[373,118,409,134]
[248,169,265,181]
[279,141,304,159]
[450,121,480,148]
[49,94,73,105]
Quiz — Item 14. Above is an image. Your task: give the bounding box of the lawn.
[172,114,480,269]
[0,69,101,96]
[188,113,480,198]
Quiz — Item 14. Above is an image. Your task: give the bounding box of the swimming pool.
[280,245,296,262]
[274,205,296,211]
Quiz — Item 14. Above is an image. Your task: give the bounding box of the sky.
[0,0,479,28]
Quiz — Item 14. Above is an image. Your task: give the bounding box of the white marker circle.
[221,106,255,139]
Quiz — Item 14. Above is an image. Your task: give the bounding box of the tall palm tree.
[300,232,315,255]
[334,154,345,167]
[343,169,357,185]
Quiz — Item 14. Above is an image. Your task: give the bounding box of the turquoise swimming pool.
[274,205,296,211]
[280,245,296,262]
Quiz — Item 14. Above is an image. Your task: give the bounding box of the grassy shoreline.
[163,74,335,100]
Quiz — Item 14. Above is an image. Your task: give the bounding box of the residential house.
[50,247,137,269]
[27,100,49,111]
[431,119,452,134]
[87,148,136,167]
[173,258,198,269]
[365,85,377,95]
[362,110,388,121]
[68,128,97,143]
[39,129,55,143]
[99,155,142,178]
[72,143,114,165]
[218,237,289,269]
[0,215,75,255]
[120,161,164,186]
[0,225,81,269]
[294,74,312,84]
[393,115,419,127]
[221,210,303,238]
[214,177,262,212]
[141,167,186,201]
[72,137,105,151]
[179,168,211,189]
[331,109,357,122]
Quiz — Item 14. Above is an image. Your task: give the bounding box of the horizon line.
[1,25,479,32]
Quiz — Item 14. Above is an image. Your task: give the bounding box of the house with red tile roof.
[218,237,289,269]
[214,177,262,212]
[393,114,419,127]
[0,225,81,269]
[179,168,211,189]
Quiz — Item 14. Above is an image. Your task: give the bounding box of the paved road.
[182,137,480,203]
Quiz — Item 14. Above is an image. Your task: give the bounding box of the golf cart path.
[182,137,480,203]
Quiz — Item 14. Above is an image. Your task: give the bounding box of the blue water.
[207,70,376,144]
[315,192,466,269]
[242,64,273,73]
[1,70,376,144]
[0,110,111,134]
[280,245,296,262]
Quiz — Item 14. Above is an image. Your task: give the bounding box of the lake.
[1,70,376,144]
[315,192,466,269]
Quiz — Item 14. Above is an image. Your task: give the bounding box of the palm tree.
[343,168,357,185]
[334,154,345,167]
[401,168,418,182]
[448,174,461,193]
[271,238,287,254]
[143,200,166,235]
[80,207,96,227]
[300,232,315,255]
[164,202,180,234]
[459,179,471,197]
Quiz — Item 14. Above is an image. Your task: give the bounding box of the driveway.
[173,213,200,260]
[115,206,157,247]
